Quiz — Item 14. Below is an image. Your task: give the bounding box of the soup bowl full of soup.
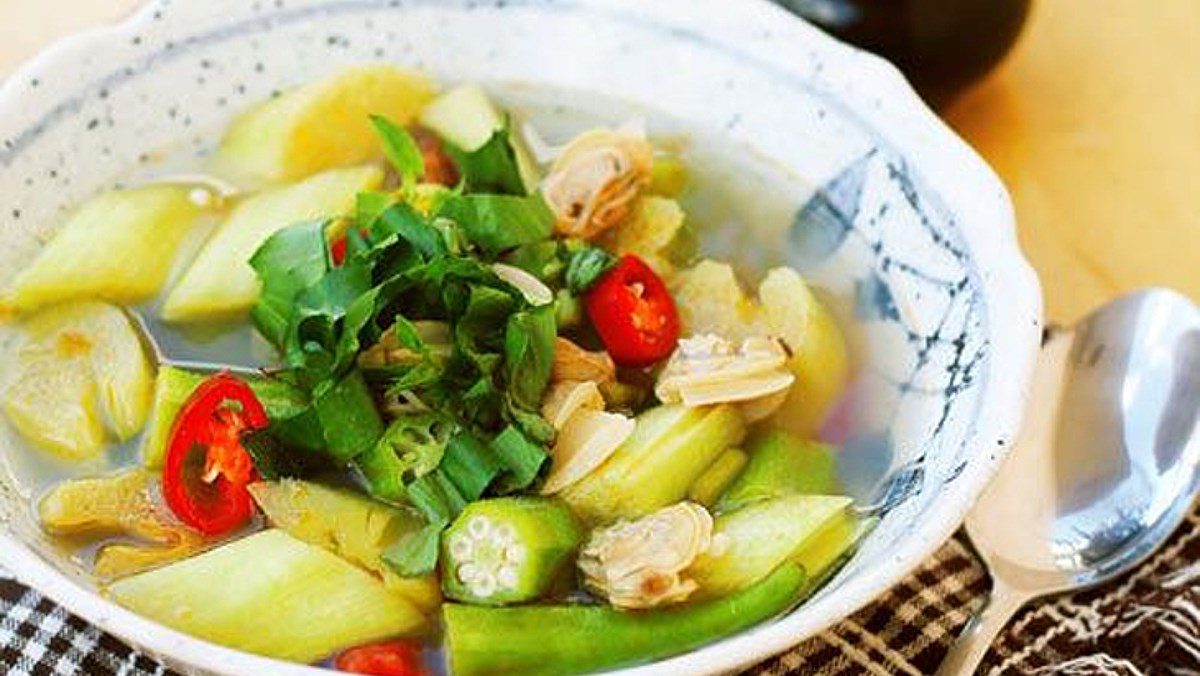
[0,1,1041,674]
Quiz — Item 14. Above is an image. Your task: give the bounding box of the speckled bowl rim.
[0,1,1043,674]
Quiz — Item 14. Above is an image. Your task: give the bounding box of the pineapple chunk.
[38,468,204,579]
[107,529,426,663]
[212,64,435,186]
[2,302,154,459]
[759,268,849,437]
[597,196,685,276]
[671,260,764,340]
[670,262,849,436]
[6,186,203,312]
[248,480,441,613]
[160,165,383,322]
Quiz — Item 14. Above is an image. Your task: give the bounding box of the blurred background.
[2,0,1198,325]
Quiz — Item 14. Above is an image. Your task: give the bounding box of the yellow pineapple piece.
[213,64,435,186]
[597,196,685,276]
[6,186,203,313]
[160,165,383,322]
[758,267,849,436]
[2,302,154,459]
[671,259,765,340]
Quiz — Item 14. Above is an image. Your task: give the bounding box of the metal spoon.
[937,289,1200,675]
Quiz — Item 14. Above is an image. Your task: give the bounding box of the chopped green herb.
[565,246,617,295]
[370,114,424,185]
[444,125,526,196]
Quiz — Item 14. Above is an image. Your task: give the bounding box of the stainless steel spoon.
[937,289,1200,675]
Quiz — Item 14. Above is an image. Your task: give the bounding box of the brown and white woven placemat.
[3,507,1198,675]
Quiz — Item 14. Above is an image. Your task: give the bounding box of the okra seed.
[497,565,519,588]
[448,533,473,560]
[505,545,528,565]
[473,572,498,597]
[467,515,493,538]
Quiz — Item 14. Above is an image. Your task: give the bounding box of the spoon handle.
[935,579,1031,676]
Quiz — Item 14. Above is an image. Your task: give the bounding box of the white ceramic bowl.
[0,1,1042,674]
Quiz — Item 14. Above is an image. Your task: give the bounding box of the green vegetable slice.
[108,530,426,664]
[690,494,852,599]
[440,497,581,605]
[436,193,554,257]
[717,430,839,512]
[443,563,806,676]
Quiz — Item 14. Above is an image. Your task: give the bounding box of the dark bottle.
[775,0,1032,107]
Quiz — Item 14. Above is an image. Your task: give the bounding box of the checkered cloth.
[3,509,1199,675]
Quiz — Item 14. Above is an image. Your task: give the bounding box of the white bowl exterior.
[0,1,1042,674]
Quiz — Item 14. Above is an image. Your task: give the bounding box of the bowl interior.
[0,1,1037,674]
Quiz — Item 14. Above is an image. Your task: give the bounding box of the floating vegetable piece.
[336,640,427,676]
[655,334,795,420]
[540,408,634,495]
[540,380,605,430]
[162,374,267,536]
[561,404,746,524]
[6,186,204,312]
[141,366,308,468]
[161,164,383,322]
[2,301,153,459]
[689,494,852,599]
[578,502,713,609]
[108,529,426,663]
[648,156,689,197]
[541,128,654,240]
[492,263,554,306]
[440,497,582,605]
[355,412,458,504]
[213,64,434,186]
[688,447,749,508]
[413,127,460,187]
[596,196,685,276]
[758,267,850,436]
[551,337,616,384]
[717,430,839,512]
[248,479,441,613]
[39,468,204,578]
[671,259,765,341]
[358,321,452,372]
[418,83,540,193]
[584,255,681,367]
[443,563,806,676]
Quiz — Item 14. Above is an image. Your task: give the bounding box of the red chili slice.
[162,373,268,536]
[335,640,426,676]
[584,254,681,367]
[331,235,349,267]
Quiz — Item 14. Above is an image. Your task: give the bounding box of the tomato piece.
[331,235,349,267]
[412,126,459,187]
[335,640,425,676]
[584,255,681,367]
[162,373,268,536]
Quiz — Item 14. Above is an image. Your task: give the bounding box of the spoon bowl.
[939,289,1200,674]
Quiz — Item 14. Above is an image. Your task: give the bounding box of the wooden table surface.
[4,0,1198,325]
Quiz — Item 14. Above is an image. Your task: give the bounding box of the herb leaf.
[370,115,424,185]
[444,125,526,196]
[437,193,554,257]
[565,246,617,295]
[504,304,556,413]
[248,220,331,347]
